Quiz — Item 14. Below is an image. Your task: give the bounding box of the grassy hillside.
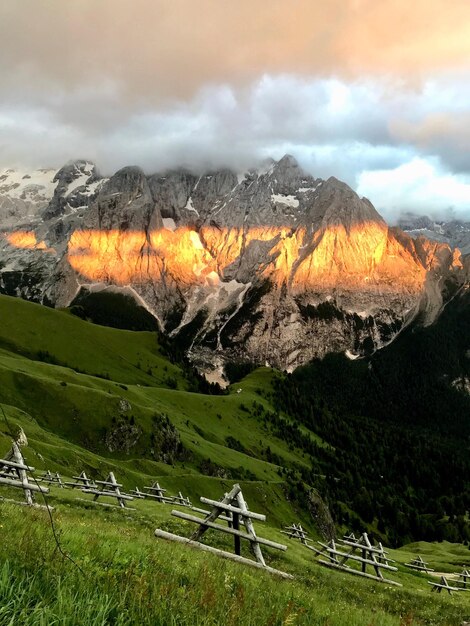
[0,495,469,625]
[0,294,184,387]
[0,293,469,624]
[0,294,311,513]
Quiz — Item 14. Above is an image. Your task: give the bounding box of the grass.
[0,297,308,482]
[0,495,469,626]
[0,293,469,624]
[0,294,185,387]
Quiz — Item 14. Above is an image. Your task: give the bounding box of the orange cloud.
[1,1,469,103]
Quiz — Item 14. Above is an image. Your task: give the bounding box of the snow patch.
[221,279,245,294]
[217,282,251,350]
[162,218,176,231]
[271,193,299,208]
[86,178,106,196]
[185,196,199,216]
[0,167,58,200]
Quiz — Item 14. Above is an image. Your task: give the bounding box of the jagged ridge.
[0,156,467,380]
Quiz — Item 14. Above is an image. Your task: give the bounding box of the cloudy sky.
[1,0,470,221]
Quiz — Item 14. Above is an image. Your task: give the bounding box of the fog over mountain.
[1,1,470,221]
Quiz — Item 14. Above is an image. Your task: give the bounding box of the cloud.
[357,158,470,222]
[1,0,469,102]
[0,1,469,219]
[390,111,470,174]
[0,75,404,172]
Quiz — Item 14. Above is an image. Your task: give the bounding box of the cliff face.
[399,212,470,256]
[0,156,467,380]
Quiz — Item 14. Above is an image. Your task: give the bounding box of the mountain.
[0,288,469,548]
[398,211,470,255]
[0,157,468,381]
[274,285,470,545]
[0,292,334,532]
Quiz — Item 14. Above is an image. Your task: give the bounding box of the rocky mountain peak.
[42,160,103,221]
[313,177,386,231]
[106,165,147,192]
[52,159,97,185]
[1,156,468,378]
[269,154,308,191]
[274,153,299,170]
[85,165,159,231]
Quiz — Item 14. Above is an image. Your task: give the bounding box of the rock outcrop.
[399,211,470,255]
[1,156,467,380]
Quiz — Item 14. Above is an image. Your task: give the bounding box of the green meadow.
[0,294,468,625]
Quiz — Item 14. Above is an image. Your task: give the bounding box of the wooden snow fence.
[172,491,192,507]
[428,576,460,595]
[81,472,134,509]
[191,505,233,524]
[312,532,401,586]
[142,482,174,503]
[281,523,309,545]
[454,568,470,591]
[64,471,96,490]
[129,487,147,499]
[0,442,49,506]
[38,470,65,488]
[155,483,293,579]
[128,482,174,503]
[404,555,434,574]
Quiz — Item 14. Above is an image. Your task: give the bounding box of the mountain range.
[0,156,468,383]
[398,212,470,255]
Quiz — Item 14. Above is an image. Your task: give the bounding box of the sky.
[1,0,470,222]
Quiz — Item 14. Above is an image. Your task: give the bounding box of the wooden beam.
[129,489,146,499]
[77,498,136,511]
[0,458,35,472]
[0,476,49,493]
[427,581,459,592]
[191,506,232,523]
[317,560,402,587]
[362,532,383,580]
[232,511,241,556]
[154,529,293,579]
[404,563,434,572]
[199,497,266,521]
[172,511,287,551]
[236,489,266,566]
[144,493,174,502]
[317,539,397,573]
[95,480,124,487]
[81,488,133,501]
[340,539,391,555]
[190,483,241,543]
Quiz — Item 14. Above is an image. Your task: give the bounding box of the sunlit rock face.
[1,156,467,377]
